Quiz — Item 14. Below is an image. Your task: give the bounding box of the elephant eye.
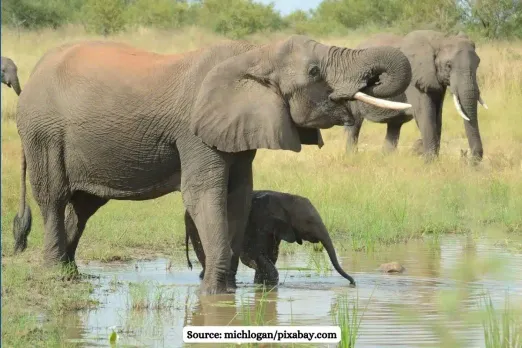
[445,61,452,69]
[308,65,320,78]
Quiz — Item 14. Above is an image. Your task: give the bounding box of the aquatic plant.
[481,291,522,348]
[332,290,372,348]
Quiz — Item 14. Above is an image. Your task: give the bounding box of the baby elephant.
[185,190,356,286]
[1,56,22,95]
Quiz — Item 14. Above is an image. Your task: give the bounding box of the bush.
[196,0,286,39]
[81,0,127,36]
[125,0,191,29]
[1,0,73,29]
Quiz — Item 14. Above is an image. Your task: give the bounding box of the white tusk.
[353,92,412,110]
[452,94,471,121]
[478,96,488,109]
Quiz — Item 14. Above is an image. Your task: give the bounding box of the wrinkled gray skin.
[185,190,355,286]
[1,56,22,95]
[13,35,411,295]
[345,30,484,163]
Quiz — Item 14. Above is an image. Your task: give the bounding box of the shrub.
[81,0,127,36]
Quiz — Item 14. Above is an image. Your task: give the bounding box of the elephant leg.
[344,117,363,153]
[254,255,279,286]
[411,138,424,156]
[435,91,445,150]
[28,148,71,266]
[225,150,255,290]
[64,191,107,262]
[412,91,439,161]
[179,143,232,295]
[383,121,403,153]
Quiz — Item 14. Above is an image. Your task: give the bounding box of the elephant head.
[1,56,22,96]
[401,30,485,161]
[190,35,412,153]
[251,191,355,285]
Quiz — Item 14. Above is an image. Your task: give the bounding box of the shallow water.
[63,235,522,347]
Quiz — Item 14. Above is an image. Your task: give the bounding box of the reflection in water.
[60,236,522,348]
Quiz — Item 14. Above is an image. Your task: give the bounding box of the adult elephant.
[12,35,412,295]
[1,56,22,95]
[345,30,486,162]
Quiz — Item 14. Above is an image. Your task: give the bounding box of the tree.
[82,0,127,36]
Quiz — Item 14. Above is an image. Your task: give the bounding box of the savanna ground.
[1,26,522,347]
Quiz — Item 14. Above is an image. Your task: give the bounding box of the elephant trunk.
[451,71,483,162]
[11,76,22,96]
[319,229,356,285]
[318,45,412,112]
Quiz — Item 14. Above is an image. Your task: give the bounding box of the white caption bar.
[183,326,341,343]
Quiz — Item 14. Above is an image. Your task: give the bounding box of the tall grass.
[481,292,522,348]
[127,282,179,310]
[331,290,373,348]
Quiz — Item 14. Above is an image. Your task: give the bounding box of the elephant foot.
[411,138,424,156]
[382,144,398,155]
[254,275,278,287]
[51,262,81,281]
[226,275,238,291]
[199,283,234,296]
[422,152,438,164]
[199,270,233,295]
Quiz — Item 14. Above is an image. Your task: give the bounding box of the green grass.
[331,290,372,348]
[481,292,522,348]
[127,281,180,311]
[2,25,522,346]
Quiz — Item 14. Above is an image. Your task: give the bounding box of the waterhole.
[61,235,522,347]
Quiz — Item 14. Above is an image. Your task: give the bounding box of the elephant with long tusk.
[345,30,486,163]
[13,35,412,295]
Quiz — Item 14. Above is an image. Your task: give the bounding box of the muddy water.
[63,236,522,348]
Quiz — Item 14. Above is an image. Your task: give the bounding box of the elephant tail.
[185,228,193,270]
[13,145,32,254]
[321,235,356,286]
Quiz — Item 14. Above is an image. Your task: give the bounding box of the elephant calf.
[1,56,22,95]
[185,190,355,286]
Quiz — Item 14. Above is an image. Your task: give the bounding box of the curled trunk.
[317,44,412,101]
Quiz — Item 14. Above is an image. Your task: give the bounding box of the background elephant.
[345,30,486,162]
[1,56,22,95]
[13,35,412,295]
[185,190,356,286]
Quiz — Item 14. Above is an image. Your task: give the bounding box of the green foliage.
[397,0,463,32]
[314,0,402,30]
[1,0,521,40]
[461,0,522,39]
[0,0,76,29]
[196,0,286,39]
[125,0,191,30]
[81,0,127,36]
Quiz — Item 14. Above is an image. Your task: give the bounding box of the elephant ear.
[400,33,442,93]
[190,45,323,153]
[253,192,304,245]
[273,219,303,244]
